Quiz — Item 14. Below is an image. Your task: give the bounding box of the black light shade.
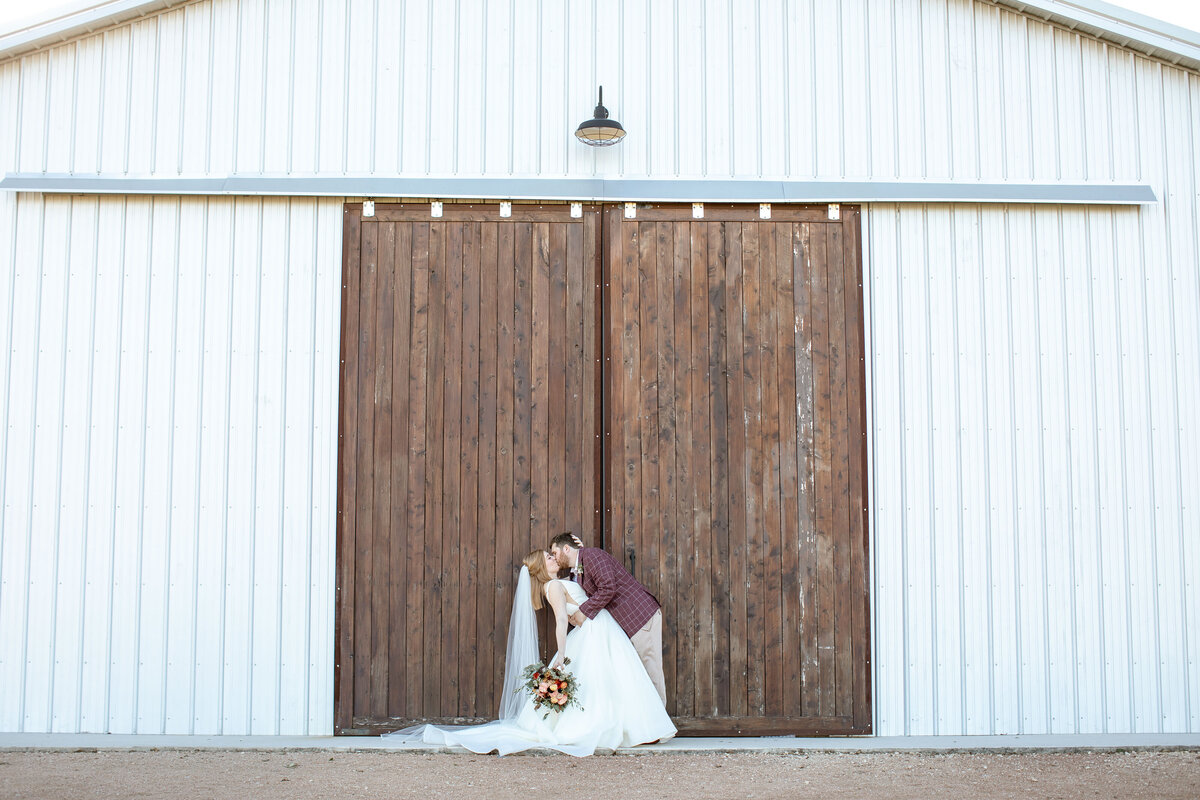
[575,86,626,147]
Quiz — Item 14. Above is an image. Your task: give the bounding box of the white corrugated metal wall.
[0,0,1196,735]
[0,191,342,734]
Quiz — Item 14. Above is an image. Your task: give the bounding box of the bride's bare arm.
[545,581,570,667]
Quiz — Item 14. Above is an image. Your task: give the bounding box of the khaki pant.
[630,610,666,705]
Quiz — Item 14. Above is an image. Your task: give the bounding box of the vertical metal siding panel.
[1063,206,1106,734]
[178,3,212,174]
[538,0,567,176]
[78,198,123,733]
[309,196,342,735]
[372,0,401,177]
[812,0,842,177]
[260,0,292,175]
[613,0,647,177]
[972,5,1004,180]
[898,206,934,734]
[0,194,39,732]
[221,197,258,734]
[979,207,1023,733]
[108,197,149,734]
[279,198,314,735]
[839,0,868,179]
[49,198,95,731]
[866,205,905,735]
[892,0,923,179]
[673,0,702,177]
[45,46,75,173]
[153,10,184,176]
[133,198,175,733]
[949,207,994,734]
[207,0,237,174]
[424,0,457,174]
[865,0,894,179]
[1033,208,1076,732]
[163,200,205,734]
[482,0,513,175]
[233,0,265,174]
[250,201,285,734]
[193,197,234,734]
[1152,68,1192,734]
[125,20,157,175]
[397,0,428,175]
[290,0,319,176]
[698,0,728,177]
[23,196,66,734]
[945,2,975,180]
[16,53,46,173]
[648,0,675,178]
[920,0,950,181]
[1006,208,1049,733]
[1180,73,1200,735]
[71,38,101,174]
[926,205,964,734]
[344,0,375,174]
[999,13,1032,182]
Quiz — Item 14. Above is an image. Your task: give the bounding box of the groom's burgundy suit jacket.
[575,547,660,638]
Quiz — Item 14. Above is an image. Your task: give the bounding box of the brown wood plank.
[564,221,585,539]
[670,716,863,736]
[618,217,642,576]
[759,222,785,719]
[404,222,431,718]
[795,223,819,718]
[583,210,601,544]
[739,222,765,717]
[842,207,872,731]
[626,205,833,223]
[458,221,481,716]
[353,221,379,720]
[369,221,395,719]
[707,221,732,716]
[723,222,749,718]
[512,223,533,564]
[389,223,413,719]
[476,221,499,717]
[775,223,803,719]
[422,222,446,716]
[440,223,465,714]
[603,207,626,561]
[672,220,696,718]
[334,206,361,732]
[810,223,835,719]
[547,223,568,538]
[828,216,852,720]
[530,222,551,550]
[690,220,715,718]
[654,220,678,709]
[493,222,517,705]
[636,221,659,593]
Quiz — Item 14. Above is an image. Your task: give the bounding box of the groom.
[550,532,666,705]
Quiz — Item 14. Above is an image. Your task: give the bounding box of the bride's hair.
[522,550,552,611]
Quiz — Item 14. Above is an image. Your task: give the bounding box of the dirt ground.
[0,749,1197,800]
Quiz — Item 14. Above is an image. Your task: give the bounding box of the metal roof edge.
[0,174,1159,205]
[989,0,1200,72]
[1,0,1198,72]
[0,0,190,63]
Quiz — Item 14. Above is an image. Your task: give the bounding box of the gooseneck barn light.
[575,86,626,147]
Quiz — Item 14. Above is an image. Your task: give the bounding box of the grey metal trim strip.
[0,174,1158,205]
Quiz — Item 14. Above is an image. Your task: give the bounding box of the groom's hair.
[550,531,583,550]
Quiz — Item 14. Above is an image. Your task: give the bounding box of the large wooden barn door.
[602,204,871,735]
[335,203,601,733]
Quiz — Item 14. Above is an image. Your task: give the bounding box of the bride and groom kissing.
[393,532,677,756]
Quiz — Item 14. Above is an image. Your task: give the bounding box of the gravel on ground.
[1,749,1198,800]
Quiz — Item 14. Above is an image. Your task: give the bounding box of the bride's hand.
[550,655,565,670]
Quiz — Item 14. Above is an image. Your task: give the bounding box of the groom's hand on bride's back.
[569,611,586,627]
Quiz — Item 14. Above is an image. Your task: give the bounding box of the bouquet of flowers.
[518,658,583,718]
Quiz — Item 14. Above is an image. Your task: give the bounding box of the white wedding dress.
[387,578,676,756]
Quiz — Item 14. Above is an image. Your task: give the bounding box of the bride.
[387,549,676,756]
